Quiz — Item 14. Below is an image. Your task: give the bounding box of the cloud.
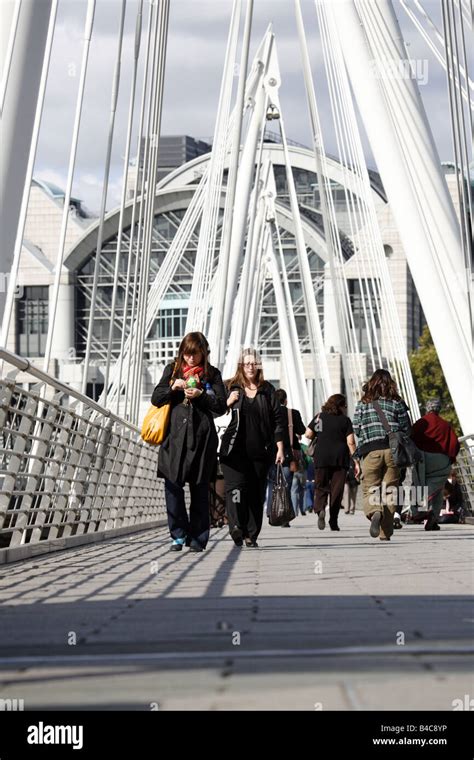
[32,0,457,211]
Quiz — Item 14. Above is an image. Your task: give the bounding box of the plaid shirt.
[352,397,411,457]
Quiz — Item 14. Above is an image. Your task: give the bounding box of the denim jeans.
[291,470,306,515]
[164,478,210,548]
[305,480,314,511]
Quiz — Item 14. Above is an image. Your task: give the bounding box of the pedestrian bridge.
[1,0,473,716]
[1,348,473,710]
[1,347,473,564]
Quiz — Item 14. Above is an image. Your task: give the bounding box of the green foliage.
[409,325,461,434]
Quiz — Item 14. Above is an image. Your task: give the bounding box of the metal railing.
[0,349,166,561]
[456,434,474,513]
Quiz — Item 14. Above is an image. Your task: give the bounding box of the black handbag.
[268,463,296,526]
[372,401,422,468]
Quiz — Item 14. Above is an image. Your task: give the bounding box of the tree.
[409,325,461,434]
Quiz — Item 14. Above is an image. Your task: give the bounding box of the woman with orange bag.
[151,332,226,552]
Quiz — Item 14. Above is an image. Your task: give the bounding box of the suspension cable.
[82,0,127,395]
[43,0,96,373]
[103,0,144,408]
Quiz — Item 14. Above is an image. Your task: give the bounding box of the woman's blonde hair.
[225,347,265,389]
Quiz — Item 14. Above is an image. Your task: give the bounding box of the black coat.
[151,363,227,485]
[219,381,284,459]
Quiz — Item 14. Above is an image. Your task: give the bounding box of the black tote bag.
[268,463,296,526]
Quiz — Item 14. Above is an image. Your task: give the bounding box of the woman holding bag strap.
[219,348,285,548]
[151,332,226,553]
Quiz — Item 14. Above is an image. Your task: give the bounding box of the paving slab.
[0,512,472,710]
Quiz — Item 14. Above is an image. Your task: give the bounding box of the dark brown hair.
[321,393,347,415]
[225,347,265,390]
[360,368,401,403]
[275,388,287,405]
[175,332,210,378]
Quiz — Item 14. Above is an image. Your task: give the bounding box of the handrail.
[0,347,140,434]
[455,433,474,513]
[0,347,166,560]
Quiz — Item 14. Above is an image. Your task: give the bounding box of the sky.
[32,0,462,214]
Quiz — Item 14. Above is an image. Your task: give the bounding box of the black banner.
[0,710,472,758]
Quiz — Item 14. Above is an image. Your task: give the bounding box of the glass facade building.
[16,286,49,357]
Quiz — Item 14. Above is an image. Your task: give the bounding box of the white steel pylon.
[332,0,473,434]
[218,31,331,409]
[225,153,312,420]
[100,29,279,413]
[185,0,242,335]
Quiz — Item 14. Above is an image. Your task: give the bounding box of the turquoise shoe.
[169,537,186,552]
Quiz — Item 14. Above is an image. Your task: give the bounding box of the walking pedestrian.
[152,332,227,552]
[342,459,359,514]
[303,446,315,513]
[352,369,411,542]
[220,348,285,548]
[305,394,357,531]
[411,398,460,531]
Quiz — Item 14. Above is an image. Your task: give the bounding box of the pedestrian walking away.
[303,446,315,512]
[305,394,358,532]
[342,459,360,515]
[352,369,411,542]
[411,397,460,531]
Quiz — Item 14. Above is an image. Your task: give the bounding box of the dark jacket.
[151,362,227,485]
[219,381,284,459]
[443,479,463,512]
[283,407,306,455]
